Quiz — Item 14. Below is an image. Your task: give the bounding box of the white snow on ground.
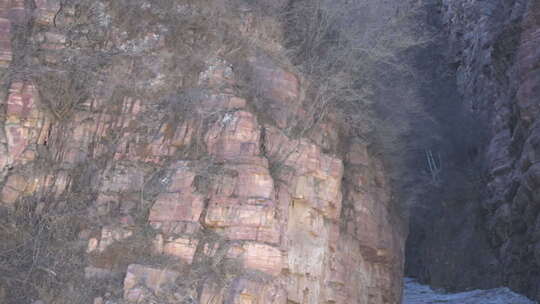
[403,278,537,304]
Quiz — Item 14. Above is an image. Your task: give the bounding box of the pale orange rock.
[204,197,280,243]
[0,17,11,66]
[230,163,274,199]
[210,171,237,197]
[241,242,283,276]
[205,111,261,160]
[87,238,99,253]
[205,198,272,227]
[202,158,275,199]
[265,125,344,218]
[162,237,198,263]
[285,199,329,304]
[4,125,30,163]
[166,162,195,192]
[0,173,29,204]
[229,96,247,108]
[3,83,45,166]
[162,120,195,148]
[93,297,104,304]
[0,183,21,204]
[148,192,204,223]
[265,125,343,177]
[56,112,105,164]
[292,174,342,219]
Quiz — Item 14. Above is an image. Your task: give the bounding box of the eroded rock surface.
[0,1,405,303]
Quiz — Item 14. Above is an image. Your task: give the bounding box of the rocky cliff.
[406,0,540,300]
[0,1,405,303]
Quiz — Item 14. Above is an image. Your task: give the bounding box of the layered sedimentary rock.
[0,1,405,303]
[0,1,12,67]
[406,0,540,300]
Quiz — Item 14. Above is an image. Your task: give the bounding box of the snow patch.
[403,278,537,304]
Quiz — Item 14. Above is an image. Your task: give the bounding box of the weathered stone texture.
[0,1,405,303]
[0,14,11,66]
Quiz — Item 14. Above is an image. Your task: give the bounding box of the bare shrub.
[278,0,432,156]
[0,196,92,303]
[278,0,433,211]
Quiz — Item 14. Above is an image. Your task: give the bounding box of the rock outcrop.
[0,1,405,303]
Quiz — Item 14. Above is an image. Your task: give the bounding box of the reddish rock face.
[0,1,405,303]
[2,83,46,168]
[205,111,261,161]
[204,197,280,244]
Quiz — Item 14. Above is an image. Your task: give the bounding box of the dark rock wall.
[407,0,540,300]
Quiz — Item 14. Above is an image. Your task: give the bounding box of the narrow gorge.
[0,1,538,304]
